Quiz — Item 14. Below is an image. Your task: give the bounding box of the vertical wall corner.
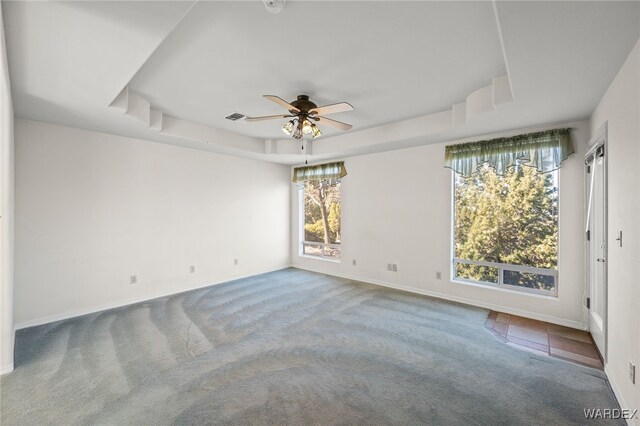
[150,108,163,131]
[466,85,494,121]
[125,92,151,126]
[109,87,129,112]
[264,139,273,154]
[493,74,514,106]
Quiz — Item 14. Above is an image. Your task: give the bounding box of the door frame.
[585,122,608,361]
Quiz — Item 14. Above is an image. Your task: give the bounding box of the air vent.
[263,0,285,14]
[225,113,245,121]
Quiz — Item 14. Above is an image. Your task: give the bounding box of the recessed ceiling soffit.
[110,75,513,158]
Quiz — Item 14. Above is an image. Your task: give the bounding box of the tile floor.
[485,311,604,369]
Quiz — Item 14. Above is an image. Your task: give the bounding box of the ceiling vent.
[263,0,285,14]
[225,113,245,121]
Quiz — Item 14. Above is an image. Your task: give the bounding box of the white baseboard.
[604,364,637,426]
[292,265,586,330]
[14,263,584,332]
[15,266,289,330]
[1,362,14,375]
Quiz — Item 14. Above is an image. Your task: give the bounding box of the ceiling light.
[311,124,322,138]
[282,120,295,136]
[245,94,354,142]
[302,119,313,135]
[293,121,303,139]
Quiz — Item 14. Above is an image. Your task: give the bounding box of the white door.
[586,145,606,359]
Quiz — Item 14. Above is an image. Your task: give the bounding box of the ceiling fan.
[245,95,354,139]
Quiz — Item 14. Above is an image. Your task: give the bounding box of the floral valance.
[292,161,347,183]
[445,128,574,177]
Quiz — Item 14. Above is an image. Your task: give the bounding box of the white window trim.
[298,185,342,262]
[452,258,558,297]
[450,170,560,297]
[452,277,560,300]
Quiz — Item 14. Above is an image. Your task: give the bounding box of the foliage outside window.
[453,164,558,294]
[302,179,341,260]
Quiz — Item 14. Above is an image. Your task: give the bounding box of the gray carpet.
[1,268,622,425]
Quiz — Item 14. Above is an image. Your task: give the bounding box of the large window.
[301,179,341,260]
[453,164,559,295]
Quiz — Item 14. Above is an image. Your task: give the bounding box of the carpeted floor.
[0,268,622,425]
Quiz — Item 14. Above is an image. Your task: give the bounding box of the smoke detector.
[263,0,285,14]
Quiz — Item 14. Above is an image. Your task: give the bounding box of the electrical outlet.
[352,259,357,266]
[436,271,442,280]
[234,258,239,265]
[392,264,398,272]
[387,263,392,271]
[189,265,196,273]
[130,275,137,285]
[630,362,636,384]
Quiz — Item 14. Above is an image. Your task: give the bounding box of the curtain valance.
[292,161,347,183]
[444,128,574,177]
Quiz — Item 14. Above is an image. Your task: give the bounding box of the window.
[452,164,559,295]
[300,179,341,260]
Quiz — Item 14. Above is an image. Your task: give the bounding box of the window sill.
[298,254,342,264]
[451,279,558,300]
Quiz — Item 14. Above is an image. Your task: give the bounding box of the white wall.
[14,119,291,327]
[292,122,589,329]
[590,39,640,419]
[0,4,15,374]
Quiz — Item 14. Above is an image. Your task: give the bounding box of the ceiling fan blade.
[309,102,354,116]
[314,116,353,131]
[245,114,292,122]
[263,95,300,113]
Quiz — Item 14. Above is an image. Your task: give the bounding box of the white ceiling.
[3,1,639,165]
[129,1,506,139]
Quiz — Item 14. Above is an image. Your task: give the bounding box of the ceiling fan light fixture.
[246,94,353,140]
[293,121,303,139]
[311,123,322,138]
[302,119,313,135]
[282,120,295,136]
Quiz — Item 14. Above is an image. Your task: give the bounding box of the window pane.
[302,180,341,260]
[323,245,341,260]
[303,242,323,257]
[503,271,555,292]
[302,242,341,260]
[453,164,558,294]
[454,165,558,268]
[455,263,499,284]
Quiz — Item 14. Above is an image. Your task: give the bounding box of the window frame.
[450,168,560,297]
[298,182,342,263]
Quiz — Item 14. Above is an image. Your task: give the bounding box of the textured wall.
[590,38,640,417]
[14,119,291,326]
[292,122,589,329]
[0,3,15,374]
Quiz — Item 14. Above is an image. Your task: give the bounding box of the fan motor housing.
[290,95,317,113]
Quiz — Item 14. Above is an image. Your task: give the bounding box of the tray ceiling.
[3,1,639,164]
